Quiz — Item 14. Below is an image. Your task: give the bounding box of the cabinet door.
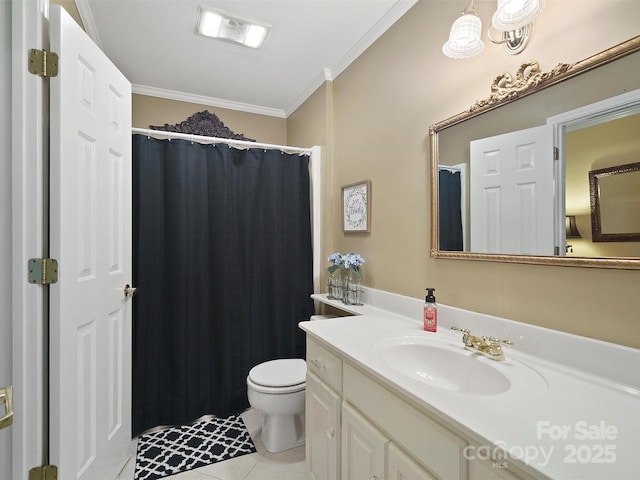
[307,372,341,480]
[342,402,388,480]
[388,443,437,480]
[343,364,465,480]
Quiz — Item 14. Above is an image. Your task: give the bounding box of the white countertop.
[303,291,640,480]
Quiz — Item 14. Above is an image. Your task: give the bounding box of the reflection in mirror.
[467,124,554,256]
[589,162,640,245]
[430,36,640,269]
[567,113,640,257]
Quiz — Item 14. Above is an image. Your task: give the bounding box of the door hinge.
[28,465,58,480]
[28,49,59,78]
[0,386,12,430]
[28,258,59,285]
[554,246,560,256]
[553,146,559,161]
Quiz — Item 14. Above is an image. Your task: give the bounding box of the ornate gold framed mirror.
[429,36,640,269]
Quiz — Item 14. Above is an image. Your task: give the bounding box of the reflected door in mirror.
[469,125,555,255]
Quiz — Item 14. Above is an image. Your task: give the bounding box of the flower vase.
[348,272,363,306]
[341,270,351,305]
[327,271,340,300]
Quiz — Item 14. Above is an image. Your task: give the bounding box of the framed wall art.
[589,161,640,242]
[342,180,371,233]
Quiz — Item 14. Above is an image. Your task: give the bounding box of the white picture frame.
[342,180,371,233]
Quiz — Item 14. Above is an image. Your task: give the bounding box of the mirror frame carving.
[429,35,640,270]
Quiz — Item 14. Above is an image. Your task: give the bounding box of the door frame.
[547,88,640,251]
[11,0,48,477]
[1,0,12,477]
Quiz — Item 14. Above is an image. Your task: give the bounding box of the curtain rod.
[132,127,312,156]
[438,165,462,173]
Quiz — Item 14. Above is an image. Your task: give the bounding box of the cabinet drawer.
[307,337,342,392]
[343,363,466,480]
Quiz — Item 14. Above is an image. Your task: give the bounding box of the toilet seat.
[248,359,306,394]
[247,377,305,394]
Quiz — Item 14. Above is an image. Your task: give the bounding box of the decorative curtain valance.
[150,110,255,141]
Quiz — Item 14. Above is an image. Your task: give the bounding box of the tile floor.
[119,409,312,480]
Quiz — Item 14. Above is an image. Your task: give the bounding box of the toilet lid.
[248,359,306,387]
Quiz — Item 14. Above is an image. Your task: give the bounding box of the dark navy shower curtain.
[132,135,314,435]
[438,169,463,251]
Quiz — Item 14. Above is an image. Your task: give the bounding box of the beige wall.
[132,94,287,145]
[287,84,328,148]
[288,0,640,348]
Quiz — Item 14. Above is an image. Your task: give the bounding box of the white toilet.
[246,314,336,453]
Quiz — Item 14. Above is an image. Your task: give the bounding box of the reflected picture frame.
[342,180,371,233]
[589,161,640,242]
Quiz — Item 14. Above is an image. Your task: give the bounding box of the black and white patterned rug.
[134,415,257,480]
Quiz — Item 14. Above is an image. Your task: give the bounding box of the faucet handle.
[488,336,513,346]
[451,326,470,334]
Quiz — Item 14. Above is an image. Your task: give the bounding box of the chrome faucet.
[451,326,513,361]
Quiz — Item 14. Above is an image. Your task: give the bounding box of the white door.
[470,125,555,255]
[49,5,134,480]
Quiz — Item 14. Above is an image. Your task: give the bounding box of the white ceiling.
[76,0,418,118]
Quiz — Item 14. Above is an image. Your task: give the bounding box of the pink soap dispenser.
[423,288,437,332]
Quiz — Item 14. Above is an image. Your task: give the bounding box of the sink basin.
[373,335,546,396]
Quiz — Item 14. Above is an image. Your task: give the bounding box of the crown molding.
[132,84,288,118]
[327,0,418,81]
[74,0,102,48]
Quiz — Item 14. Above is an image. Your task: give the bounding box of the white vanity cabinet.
[468,457,525,480]
[303,293,640,480]
[306,335,533,480]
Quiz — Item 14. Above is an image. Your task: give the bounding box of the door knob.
[0,386,13,430]
[124,284,137,298]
